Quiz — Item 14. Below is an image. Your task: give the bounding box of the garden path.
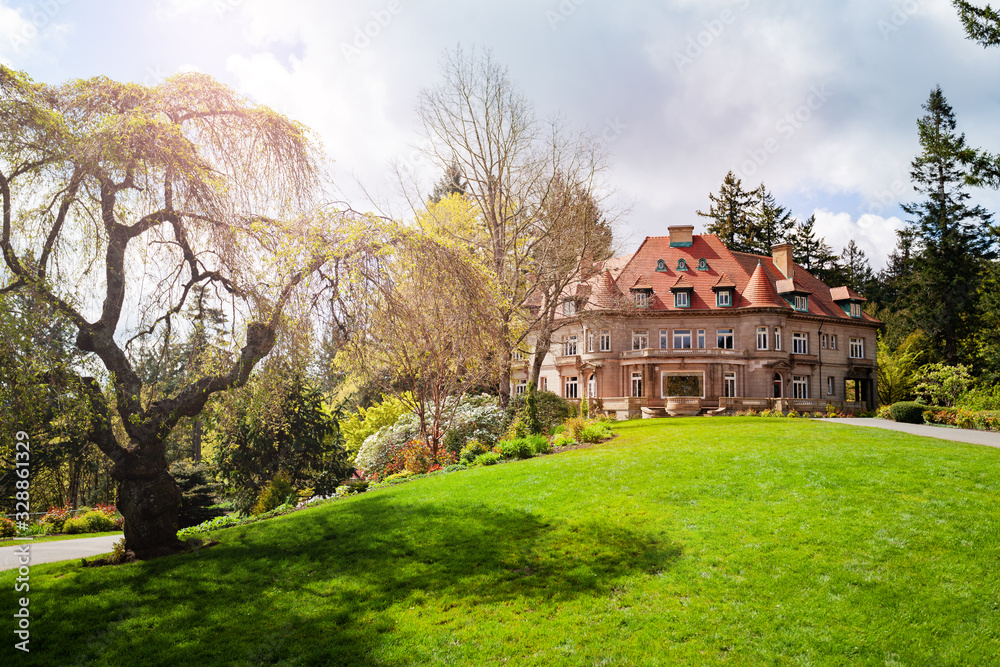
[819,418,1000,449]
[0,534,122,571]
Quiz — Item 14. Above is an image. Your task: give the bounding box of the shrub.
[552,435,577,448]
[398,439,435,474]
[526,433,550,455]
[579,422,614,443]
[496,438,533,460]
[913,363,974,407]
[506,390,574,432]
[252,472,295,515]
[63,515,88,534]
[460,439,489,463]
[504,416,530,441]
[876,405,893,419]
[441,394,506,455]
[39,503,73,533]
[563,416,588,441]
[523,387,542,434]
[341,394,411,456]
[890,401,926,424]
[355,412,421,479]
[81,510,116,533]
[170,460,224,529]
[472,451,501,466]
[957,385,1000,412]
[0,517,15,538]
[787,410,800,418]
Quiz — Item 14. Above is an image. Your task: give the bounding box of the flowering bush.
[0,517,15,538]
[460,439,489,463]
[923,407,1000,431]
[355,412,421,479]
[39,503,73,533]
[441,394,506,454]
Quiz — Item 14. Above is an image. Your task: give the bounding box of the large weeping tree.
[0,67,334,558]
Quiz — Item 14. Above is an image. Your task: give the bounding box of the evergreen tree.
[900,87,998,363]
[697,171,759,252]
[429,161,468,203]
[750,185,795,255]
[954,0,1000,47]
[791,214,842,283]
[839,240,876,296]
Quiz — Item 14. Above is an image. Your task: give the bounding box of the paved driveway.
[819,417,1000,449]
[0,534,122,571]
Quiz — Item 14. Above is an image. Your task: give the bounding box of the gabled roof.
[670,274,694,291]
[830,286,867,302]
[631,275,652,290]
[712,273,737,290]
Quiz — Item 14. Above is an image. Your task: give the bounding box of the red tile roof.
[564,232,880,324]
[830,286,866,302]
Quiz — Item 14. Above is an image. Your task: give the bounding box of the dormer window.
[716,290,732,307]
[675,291,690,308]
[794,295,808,312]
[850,302,862,318]
[656,259,667,272]
[676,258,689,271]
[697,258,709,271]
[634,291,649,308]
[562,299,577,316]
[711,273,736,308]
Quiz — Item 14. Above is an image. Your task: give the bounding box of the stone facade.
[514,227,880,419]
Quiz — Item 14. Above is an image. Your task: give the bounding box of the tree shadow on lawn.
[15,494,683,666]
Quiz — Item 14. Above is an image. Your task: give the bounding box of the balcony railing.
[619,348,746,359]
[719,397,864,413]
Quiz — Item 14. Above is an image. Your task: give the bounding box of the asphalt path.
[0,534,122,571]
[818,417,1000,449]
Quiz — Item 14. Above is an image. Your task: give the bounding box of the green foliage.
[439,395,506,455]
[496,438,533,460]
[355,412,420,480]
[526,433,550,455]
[39,503,73,533]
[579,422,614,443]
[552,434,577,448]
[170,460,225,529]
[957,384,1000,411]
[0,517,15,538]
[523,387,542,434]
[472,451,501,466]
[890,401,927,424]
[913,363,975,407]
[341,394,411,457]
[459,439,489,464]
[506,390,573,432]
[563,416,588,441]
[252,472,295,516]
[877,330,931,405]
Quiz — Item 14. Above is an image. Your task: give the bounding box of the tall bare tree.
[415,46,615,405]
[0,67,339,557]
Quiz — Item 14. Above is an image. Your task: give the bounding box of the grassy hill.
[4,417,1000,665]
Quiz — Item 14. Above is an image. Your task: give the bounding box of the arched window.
[656,259,667,272]
[772,373,783,399]
[676,258,688,271]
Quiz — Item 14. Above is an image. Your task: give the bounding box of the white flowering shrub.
[354,412,420,479]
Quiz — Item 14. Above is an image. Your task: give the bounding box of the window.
[515,380,527,396]
[724,372,736,398]
[827,376,835,396]
[675,291,690,308]
[794,295,808,312]
[830,335,837,349]
[588,374,596,398]
[540,377,547,391]
[659,329,668,349]
[792,376,809,399]
[565,376,579,399]
[850,337,865,359]
[697,329,706,348]
[563,335,578,356]
[513,347,526,361]
[656,259,667,271]
[822,334,828,349]
[599,330,611,352]
[756,326,768,350]
[773,372,783,398]
[792,332,808,355]
[850,302,862,318]
[716,290,731,307]
[562,300,576,316]
[662,373,704,398]
[673,329,692,349]
[634,292,649,308]
[774,326,782,351]
[632,330,648,350]
[677,258,688,271]
[630,372,643,397]
[697,258,709,271]
[717,328,734,350]
[587,331,595,353]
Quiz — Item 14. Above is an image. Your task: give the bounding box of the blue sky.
[2,0,998,270]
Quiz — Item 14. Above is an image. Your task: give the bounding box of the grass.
[0,531,122,545]
[3,417,1000,665]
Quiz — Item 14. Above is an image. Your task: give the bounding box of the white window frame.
[697,329,706,348]
[673,329,692,349]
[794,295,808,312]
[632,330,648,350]
[792,332,808,355]
[587,330,595,353]
[724,372,737,398]
[756,326,768,350]
[563,335,578,356]
[792,375,809,399]
[565,376,579,399]
[515,380,527,396]
[675,291,690,308]
[850,337,865,359]
[827,376,835,396]
[717,328,734,350]
[540,377,547,391]
[659,329,668,349]
[774,326,782,351]
[634,292,649,308]
[599,330,611,352]
[562,300,576,316]
[822,334,828,349]
[850,302,862,318]
[716,290,731,307]
[588,374,597,398]
[830,334,837,350]
[630,372,643,398]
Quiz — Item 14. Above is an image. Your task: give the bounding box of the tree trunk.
[116,460,187,559]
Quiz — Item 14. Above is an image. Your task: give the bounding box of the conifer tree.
[697,171,758,252]
[901,87,997,363]
[791,214,842,283]
[953,1,1000,47]
[839,240,876,296]
[750,185,795,255]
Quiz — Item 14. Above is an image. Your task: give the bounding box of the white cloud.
[812,208,906,271]
[0,0,72,66]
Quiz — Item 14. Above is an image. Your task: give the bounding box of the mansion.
[514,226,880,419]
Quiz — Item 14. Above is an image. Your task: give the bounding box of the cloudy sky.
[2,0,998,269]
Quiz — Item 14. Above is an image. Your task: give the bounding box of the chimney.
[771,242,794,279]
[668,225,694,247]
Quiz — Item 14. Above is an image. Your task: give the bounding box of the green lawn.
[3,417,1000,665]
